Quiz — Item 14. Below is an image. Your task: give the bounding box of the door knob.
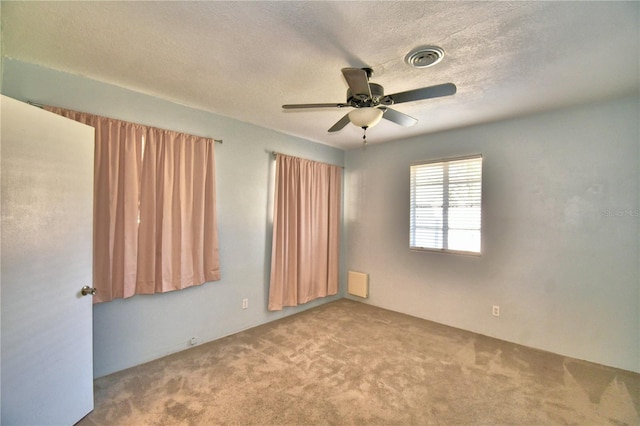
[81,286,97,296]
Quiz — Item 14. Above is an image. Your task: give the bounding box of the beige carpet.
[78,299,639,425]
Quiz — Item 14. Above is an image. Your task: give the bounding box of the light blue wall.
[2,59,345,378]
[344,96,640,372]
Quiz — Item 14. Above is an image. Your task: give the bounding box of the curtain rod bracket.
[27,100,44,109]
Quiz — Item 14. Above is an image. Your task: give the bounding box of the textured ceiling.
[2,1,639,150]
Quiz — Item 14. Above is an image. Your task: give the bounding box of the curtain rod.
[272,151,344,168]
[27,101,223,144]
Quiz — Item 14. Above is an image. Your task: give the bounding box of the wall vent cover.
[347,271,369,298]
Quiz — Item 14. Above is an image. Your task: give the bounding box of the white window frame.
[410,154,482,255]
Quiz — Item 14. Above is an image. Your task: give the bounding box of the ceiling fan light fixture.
[348,107,383,128]
[405,46,445,68]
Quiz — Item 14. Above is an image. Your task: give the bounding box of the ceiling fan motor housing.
[347,83,392,108]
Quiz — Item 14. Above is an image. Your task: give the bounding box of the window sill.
[409,246,481,257]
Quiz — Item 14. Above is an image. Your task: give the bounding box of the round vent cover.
[405,46,445,68]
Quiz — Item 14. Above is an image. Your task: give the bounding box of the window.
[410,155,482,254]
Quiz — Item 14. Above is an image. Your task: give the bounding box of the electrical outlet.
[242,298,248,310]
[190,337,197,345]
[492,305,500,317]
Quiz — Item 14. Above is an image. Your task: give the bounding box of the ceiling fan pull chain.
[362,126,368,145]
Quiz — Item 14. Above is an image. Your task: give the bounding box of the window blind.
[410,155,482,254]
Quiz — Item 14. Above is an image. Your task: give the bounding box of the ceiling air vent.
[405,46,445,68]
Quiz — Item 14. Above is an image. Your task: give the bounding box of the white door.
[1,95,95,425]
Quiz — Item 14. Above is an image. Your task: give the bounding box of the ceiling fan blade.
[382,107,418,127]
[388,83,457,105]
[283,103,348,109]
[328,113,351,132]
[341,68,372,99]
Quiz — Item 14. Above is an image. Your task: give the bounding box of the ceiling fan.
[282,67,457,141]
